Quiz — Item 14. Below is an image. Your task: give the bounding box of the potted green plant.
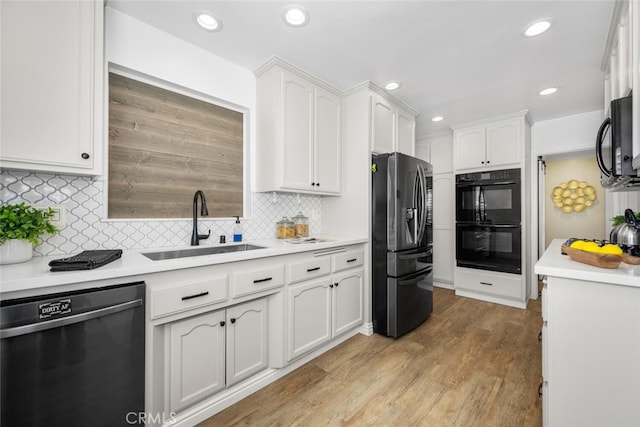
[0,203,59,264]
[612,211,640,226]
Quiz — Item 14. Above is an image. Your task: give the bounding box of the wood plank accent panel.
[108,72,243,219]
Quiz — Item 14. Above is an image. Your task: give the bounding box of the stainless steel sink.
[142,244,266,261]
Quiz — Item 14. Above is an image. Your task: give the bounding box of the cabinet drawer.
[333,249,365,273]
[288,257,331,284]
[231,264,285,298]
[455,268,523,300]
[151,274,228,319]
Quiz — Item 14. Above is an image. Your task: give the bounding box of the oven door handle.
[488,181,518,186]
[477,224,520,228]
[0,299,142,339]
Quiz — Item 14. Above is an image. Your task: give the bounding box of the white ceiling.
[107,0,615,137]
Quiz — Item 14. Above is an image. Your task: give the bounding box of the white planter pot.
[0,239,33,264]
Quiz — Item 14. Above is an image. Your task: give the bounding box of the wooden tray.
[562,245,622,269]
[622,253,640,265]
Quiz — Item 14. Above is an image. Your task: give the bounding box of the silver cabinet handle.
[1,299,142,339]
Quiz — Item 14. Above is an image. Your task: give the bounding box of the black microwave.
[596,95,639,190]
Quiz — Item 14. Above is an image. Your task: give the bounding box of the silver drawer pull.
[480,282,493,286]
[181,291,209,301]
[253,277,273,284]
[346,258,358,263]
[307,267,321,272]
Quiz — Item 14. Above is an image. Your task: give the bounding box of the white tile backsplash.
[0,169,321,256]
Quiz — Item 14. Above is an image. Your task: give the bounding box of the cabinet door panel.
[432,174,454,228]
[486,119,521,167]
[287,278,332,361]
[1,0,99,172]
[332,269,364,336]
[281,70,314,190]
[433,228,454,285]
[396,107,416,156]
[168,311,226,412]
[226,299,268,386]
[314,87,341,193]
[371,95,395,154]
[454,126,486,170]
[428,136,453,174]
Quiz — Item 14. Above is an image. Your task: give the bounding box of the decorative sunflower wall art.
[551,180,597,213]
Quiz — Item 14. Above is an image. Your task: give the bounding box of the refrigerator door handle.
[398,249,432,260]
[397,267,433,286]
[416,164,427,243]
[398,274,427,286]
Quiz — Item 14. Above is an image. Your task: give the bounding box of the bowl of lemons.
[562,239,623,269]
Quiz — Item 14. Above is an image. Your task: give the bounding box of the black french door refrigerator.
[372,152,433,338]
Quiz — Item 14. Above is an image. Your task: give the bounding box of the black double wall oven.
[455,168,522,275]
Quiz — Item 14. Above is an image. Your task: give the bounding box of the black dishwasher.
[0,282,145,427]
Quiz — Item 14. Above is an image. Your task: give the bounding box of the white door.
[428,135,453,174]
[281,70,314,190]
[168,311,226,412]
[314,87,341,193]
[226,299,269,386]
[433,229,454,285]
[371,94,395,154]
[454,125,486,170]
[396,107,416,156]
[486,119,521,168]
[332,269,364,336]
[287,277,332,361]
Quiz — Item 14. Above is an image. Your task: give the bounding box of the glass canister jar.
[292,211,309,238]
[276,216,294,239]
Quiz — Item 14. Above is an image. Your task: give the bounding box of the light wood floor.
[199,287,542,426]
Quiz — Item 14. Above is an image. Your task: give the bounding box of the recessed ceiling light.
[539,86,560,96]
[431,116,444,122]
[522,18,555,38]
[282,5,309,27]
[384,81,401,91]
[194,11,222,32]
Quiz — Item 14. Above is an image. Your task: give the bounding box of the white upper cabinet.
[0,0,103,175]
[396,106,417,156]
[604,0,633,110]
[453,112,529,172]
[371,94,396,154]
[371,92,416,156]
[255,59,341,195]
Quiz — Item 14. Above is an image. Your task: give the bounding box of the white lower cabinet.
[542,275,640,426]
[332,269,365,336]
[168,311,226,412]
[287,267,364,361]
[148,244,366,423]
[167,298,268,413]
[287,277,333,360]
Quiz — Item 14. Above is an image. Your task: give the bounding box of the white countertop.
[535,238,640,287]
[0,236,368,299]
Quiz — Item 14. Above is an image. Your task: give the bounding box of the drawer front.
[455,268,523,300]
[151,274,228,319]
[333,248,365,273]
[232,264,285,298]
[289,256,331,284]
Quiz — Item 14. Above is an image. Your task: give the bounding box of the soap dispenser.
[233,216,243,242]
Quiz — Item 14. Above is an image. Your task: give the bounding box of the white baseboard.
[454,289,527,309]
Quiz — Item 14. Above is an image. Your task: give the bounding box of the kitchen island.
[535,239,640,427]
